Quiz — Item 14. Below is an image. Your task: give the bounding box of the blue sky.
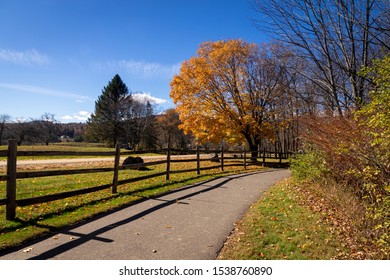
[0,0,268,123]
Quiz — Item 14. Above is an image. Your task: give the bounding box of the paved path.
[0,169,290,260]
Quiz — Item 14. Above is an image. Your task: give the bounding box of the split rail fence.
[0,139,290,220]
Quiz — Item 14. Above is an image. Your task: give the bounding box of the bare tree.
[122,98,159,150]
[34,113,60,145]
[0,114,11,146]
[10,119,36,146]
[253,0,390,114]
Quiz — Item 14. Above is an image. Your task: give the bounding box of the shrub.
[290,146,327,181]
[122,156,144,166]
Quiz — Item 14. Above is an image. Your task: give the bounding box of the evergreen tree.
[86,74,130,147]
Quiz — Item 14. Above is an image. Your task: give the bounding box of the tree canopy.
[170,39,291,153]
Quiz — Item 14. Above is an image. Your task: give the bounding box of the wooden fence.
[0,139,290,220]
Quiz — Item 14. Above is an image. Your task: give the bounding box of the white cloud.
[61,115,74,121]
[76,97,90,103]
[61,111,91,122]
[0,82,92,102]
[132,92,168,105]
[97,60,181,80]
[119,60,181,79]
[0,48,50,65]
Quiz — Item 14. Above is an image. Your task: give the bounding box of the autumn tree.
[170,39,291,157]
[157,108,192,149]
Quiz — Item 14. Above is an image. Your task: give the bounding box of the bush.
[74,135,84,142]
[122,156,144,166]
[290,147,327,181]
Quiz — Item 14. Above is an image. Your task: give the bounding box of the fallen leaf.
[23,248,33,253]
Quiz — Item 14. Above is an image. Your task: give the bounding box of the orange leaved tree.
[170,39,291,157]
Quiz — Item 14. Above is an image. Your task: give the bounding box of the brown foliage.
[300,115,387,200]
[298,114,389,258]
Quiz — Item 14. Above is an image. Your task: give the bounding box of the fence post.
[221,147,224,172]
[243,147,247,170]
[112,142,120,194]
[166,142,171,181]
[6,139,17,220]
[196,146,200,175]
[279,152,282,164]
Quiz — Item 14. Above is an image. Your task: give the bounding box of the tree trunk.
[245,134,260,162]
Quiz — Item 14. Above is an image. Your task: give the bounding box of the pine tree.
[86,74,130,147]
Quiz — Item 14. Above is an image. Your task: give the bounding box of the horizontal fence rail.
[0,140,291,219]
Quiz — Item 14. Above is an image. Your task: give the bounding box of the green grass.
[218,179,349,260]
[0,159,262,251]
[0,142,109,152]
[0,143,165,160]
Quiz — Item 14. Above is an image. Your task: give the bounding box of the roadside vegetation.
[219,56,390,260]
[219,177,380,260]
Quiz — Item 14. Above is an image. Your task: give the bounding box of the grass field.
[0,143,164,160]
[0,142,109,152]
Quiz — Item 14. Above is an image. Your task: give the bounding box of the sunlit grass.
[0,143,163,160]
[218,179,348,260]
